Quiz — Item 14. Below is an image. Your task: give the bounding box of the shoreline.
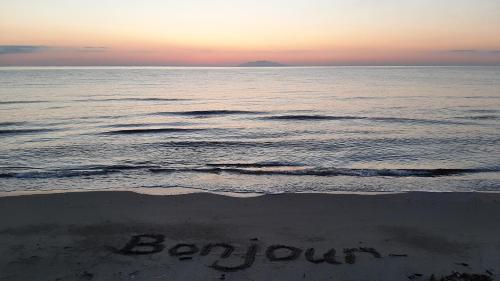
[3,186,493,198]
[1,190,499,280]
[0,187,266,198]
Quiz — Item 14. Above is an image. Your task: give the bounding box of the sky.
[1,0,500,66]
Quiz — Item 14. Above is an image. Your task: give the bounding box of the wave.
[3,162,494,179]
[73,97,189,102]
[370,117,468,125]
[0,121,27,126]
[77,164,161,170]
[152,110,264,117]
[0,100,47,105]
[259,115,467,125]
[461,96,500,99]
[148,140,283,149]
[149,166,491,177]
[260,115,359,121]
[44,106,68,110]
[465,109,500,114]
[0,164,160,179]
[102,128,207,135]
[0,166,43,170]
[101,122,194,128]
[339,95,428,100]
[207,161,303,168]
[75,115,127,120]
[143,135,499,152]
[456,115,499,120]
[0,169,118,179]
[0,128,57,135]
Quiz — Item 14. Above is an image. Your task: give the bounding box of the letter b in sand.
[118,234,165,255]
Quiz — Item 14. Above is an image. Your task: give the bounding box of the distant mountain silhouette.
[237,60,285,67]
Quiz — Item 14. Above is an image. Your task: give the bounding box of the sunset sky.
[1,0,500,66]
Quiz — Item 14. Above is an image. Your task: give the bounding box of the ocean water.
[0,66,499,194]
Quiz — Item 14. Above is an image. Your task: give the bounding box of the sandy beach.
[0,191,498,281]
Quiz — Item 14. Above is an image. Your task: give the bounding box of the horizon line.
[2,64,500,68]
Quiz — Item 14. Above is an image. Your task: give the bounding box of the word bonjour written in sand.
[115,234,383,272]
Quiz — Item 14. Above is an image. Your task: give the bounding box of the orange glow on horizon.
[1,0,500,65]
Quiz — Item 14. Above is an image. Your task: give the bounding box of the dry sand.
[0,191,499,281]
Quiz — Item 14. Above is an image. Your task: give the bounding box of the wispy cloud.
[449,49,477,53]
[0,45,48,55]
[76,46,109,52]
[447,49,500,54]
[0,45,110,55]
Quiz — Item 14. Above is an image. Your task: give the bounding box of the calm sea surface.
[0,66,499,193]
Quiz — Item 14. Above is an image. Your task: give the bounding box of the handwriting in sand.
[115,234,382,272]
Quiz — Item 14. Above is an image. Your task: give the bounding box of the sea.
[0,66,499,194]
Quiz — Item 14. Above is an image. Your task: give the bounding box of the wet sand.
[0,191,499,281]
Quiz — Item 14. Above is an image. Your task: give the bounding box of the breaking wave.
[1,160,496,180]
[149,165,493,178]
[0,169,118,179]
[0,164,160,179]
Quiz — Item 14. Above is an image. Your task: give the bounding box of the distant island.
[237,60,285,67]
